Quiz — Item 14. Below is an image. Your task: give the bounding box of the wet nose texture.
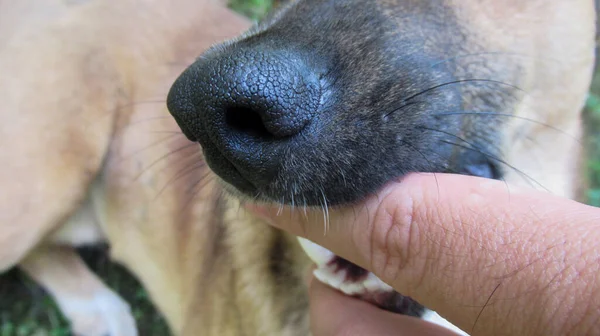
[167,48,322,192]
[215,51,322,138]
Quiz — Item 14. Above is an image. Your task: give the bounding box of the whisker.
[290,184,296,210]
[300,196,308,236]
[147,147,202,182]
[420,124,504,155]
[403,79,525,103]
[149,131,184,135]
[277,196,284,216]
[383,100,424,119]
[132,143,198,181]
[117,133,183,161]
[111,115,178,139]
[252,191,262,203]
[380,79,527,123]
[320,188,330,236]
[236,196,246,220]
[188,172,216,196]
[439,139,549,192]
[419,125,516,192]
[166,61,194,68]
[123,99,167,106]
[179,171,218,218]
[398,139,442,199]
[109,98,171,125]
[154,161,206,201]
[120,115,172,126]
[320,201,326,236]
[431,111,581,145]
[107,99,169,121]
[302,195,308,218]
[177,174,215,218]
[430,52,560,69]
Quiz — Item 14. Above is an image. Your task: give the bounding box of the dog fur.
[0,0,596,335]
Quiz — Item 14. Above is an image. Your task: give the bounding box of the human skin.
[246,173,600,336]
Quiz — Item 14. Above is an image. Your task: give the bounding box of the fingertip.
[308,279,366,335]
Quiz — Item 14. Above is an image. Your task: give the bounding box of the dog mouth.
[297,238,468,335]
[297,238,425,316]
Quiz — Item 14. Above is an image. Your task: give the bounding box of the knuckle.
[368,188,425,288]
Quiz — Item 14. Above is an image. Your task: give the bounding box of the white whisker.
[321,188,330,236]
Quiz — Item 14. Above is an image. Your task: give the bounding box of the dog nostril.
[225,106,273,139]
[209,50,322,140]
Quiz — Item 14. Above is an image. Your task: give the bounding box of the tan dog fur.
[1,0,252,334]
[0,0,596,335]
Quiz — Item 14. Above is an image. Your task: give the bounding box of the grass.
[228,0,277,20]
[0,247,171,336]
[584,72,600,207]
[1,1,599,335]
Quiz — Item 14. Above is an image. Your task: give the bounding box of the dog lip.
[203,144,258,193]
[297,238,426,316]
[228,161,257,188]
[221,164,258,193]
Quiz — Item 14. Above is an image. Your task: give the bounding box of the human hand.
[246,173,600,335]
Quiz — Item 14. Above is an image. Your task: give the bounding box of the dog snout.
[167,46,322,192]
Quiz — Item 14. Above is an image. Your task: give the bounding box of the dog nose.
[167,47,322,191]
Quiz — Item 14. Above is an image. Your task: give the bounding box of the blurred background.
[1,1,599,335]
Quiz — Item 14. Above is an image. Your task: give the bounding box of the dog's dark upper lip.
[225,161,258,190]
[202,137,260,193]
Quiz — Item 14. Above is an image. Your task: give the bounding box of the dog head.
[167,0,594,206]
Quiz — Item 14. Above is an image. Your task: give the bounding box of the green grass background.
[1,1,599,335]
[585,72,600,207]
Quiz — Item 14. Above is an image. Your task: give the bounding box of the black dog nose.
[219,51,321,138]
[167,46,322,191]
